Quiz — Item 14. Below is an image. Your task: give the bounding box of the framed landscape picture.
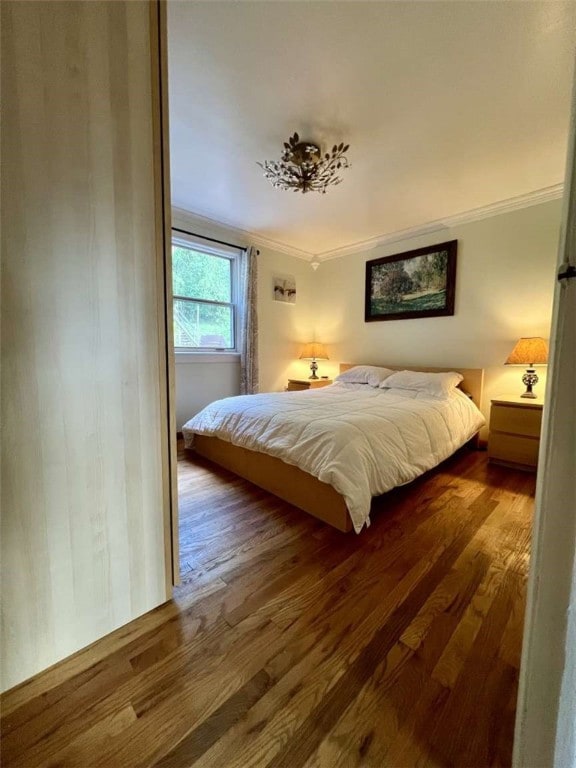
[365,240,457,322]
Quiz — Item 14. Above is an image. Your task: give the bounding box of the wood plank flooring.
[1,447,534,767]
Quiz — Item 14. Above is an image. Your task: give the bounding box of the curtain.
[240,246,259,394]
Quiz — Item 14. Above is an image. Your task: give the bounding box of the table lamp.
[299,342,329,380]
[505,337,548,398]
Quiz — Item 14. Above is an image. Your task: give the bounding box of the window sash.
[171,232,243,353]
[173,294,232,309]
[173,298,236,351]
[172,250,233,303]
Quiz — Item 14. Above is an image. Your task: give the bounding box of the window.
[172,233,242,352]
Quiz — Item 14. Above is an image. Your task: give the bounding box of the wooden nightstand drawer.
[488,433,540,468]
[490,404,542,438]
[286,379,332,391]
[488,395,543,471]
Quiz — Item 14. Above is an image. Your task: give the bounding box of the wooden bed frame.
[192,364,484,533]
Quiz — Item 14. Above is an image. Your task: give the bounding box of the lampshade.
[505,337,549,366]
[299,342,329,360]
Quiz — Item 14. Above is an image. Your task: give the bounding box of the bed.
[183,364,485,533]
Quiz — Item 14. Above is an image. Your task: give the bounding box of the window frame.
[171,232,243,357]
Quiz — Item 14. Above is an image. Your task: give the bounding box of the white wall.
[313,200,562,435]
[173,201,561,431]
[175,356,240,430]
[172,209,315,428]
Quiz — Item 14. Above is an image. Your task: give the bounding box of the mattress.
[182,382,485,533]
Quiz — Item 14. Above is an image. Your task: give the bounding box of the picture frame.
[365,240,457,322]
[273,274,297,304]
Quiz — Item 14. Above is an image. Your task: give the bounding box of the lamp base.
[309,360,319,380]
[521,368,539,398]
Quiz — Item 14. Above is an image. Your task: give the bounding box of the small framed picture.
[273,274,296,304]
[365,240,457,322]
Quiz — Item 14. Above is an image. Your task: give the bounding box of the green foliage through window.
[173,247,231,302]
[172,243,236,349]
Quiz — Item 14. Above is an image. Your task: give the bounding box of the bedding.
[334,365,395,387]
[182,383,485,533]
[381,370,463,397]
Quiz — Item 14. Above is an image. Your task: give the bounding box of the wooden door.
[1,0,176,690]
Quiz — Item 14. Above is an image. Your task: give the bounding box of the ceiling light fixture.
[258,132,350,194]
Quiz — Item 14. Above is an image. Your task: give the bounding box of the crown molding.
[440,182,563,226]
[172,183,564,266]
[316,183,565,262]
[171,206,314,262]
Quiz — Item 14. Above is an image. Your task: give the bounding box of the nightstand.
[487,394,544,472]
[286,378,333,391]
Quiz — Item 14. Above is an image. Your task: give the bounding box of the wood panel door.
[1,0,175,691]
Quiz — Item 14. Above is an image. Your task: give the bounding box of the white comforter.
[182,383,485,533]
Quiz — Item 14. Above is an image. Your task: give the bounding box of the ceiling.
[168,1,576,259]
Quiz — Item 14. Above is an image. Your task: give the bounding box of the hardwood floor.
[1,447,534,768]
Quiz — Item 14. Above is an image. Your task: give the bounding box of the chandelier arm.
[258,133,351,194]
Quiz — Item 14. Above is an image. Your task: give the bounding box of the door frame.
[151,0,179,591]
[513,66,576,767]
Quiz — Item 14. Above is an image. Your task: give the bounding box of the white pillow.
[380,370,463,397]
[335,365,395,388]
